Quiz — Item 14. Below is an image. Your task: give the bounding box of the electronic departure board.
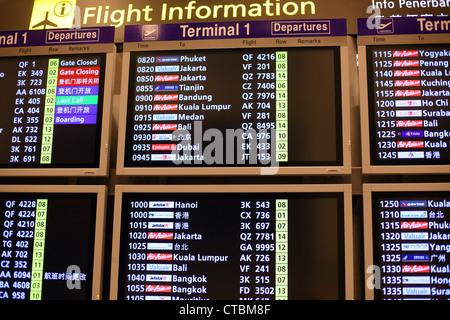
[0,185,107,300]
[0,28,115,177]
[364,183,450,300]
[358,17,450,174]
[110,184,354,300]
[116,20,354,175]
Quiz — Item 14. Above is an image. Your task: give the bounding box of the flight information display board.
[0,28,115,176]
[0,185,107,300]
[117,20,353,175]
[0,53,106,168]
[110,185,353,300]
[366,43,450,166]
[358,17,450,174]
[364,183,450,300]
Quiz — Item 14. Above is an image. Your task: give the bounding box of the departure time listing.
[126,49,289,167]
[373,193,450,299]
[368,44,450,165]
[119,196,289,300]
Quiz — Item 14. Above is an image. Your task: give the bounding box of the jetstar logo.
[402,265,430,273]
[393,60,419,67]
[394,70,420,77]
[393,50,419,57]
[147,253,173,260]
[395,90,421,97]
[155,75,180,82]
[397,141,424,148]
[152,123,177,131]
[154,94,178,101]
[146,285,172,293]
[395,80,420,87]
[396,120,423,127]
[401,221,428,229]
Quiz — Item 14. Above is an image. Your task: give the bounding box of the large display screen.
[111,185,351,300]
[366,44,450,166]
[0,186,106,300]
[368,187,450,300]
[122,47,343,171]
[0,53,106,170]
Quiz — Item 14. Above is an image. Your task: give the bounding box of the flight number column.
[239,200,275,299]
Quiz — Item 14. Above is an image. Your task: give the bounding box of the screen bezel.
[363,182,450,300]
[116,36,354,176]
[0,184,108,300]
[358,33,450,175]
[109,184,354,300]
[0,43,115,177]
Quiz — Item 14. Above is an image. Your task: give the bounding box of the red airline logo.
[147,253,173,260]
[148,232,174,239]
[401,221,428,229]
[397,141,424,148]
[154,94,178,101]
[153,124,178,131]
[394,70,420,77]
[155,75,180,82]
[152,144,177,151]
[402,265,430,273]
[393,50,419,57]
[393,60,419,67]
[146,285,172,293]
[396,120,423,128]
[394,80,420,87]
[395,90,421,97]
[154,104,178,111]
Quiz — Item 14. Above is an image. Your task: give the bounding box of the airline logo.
[152,134,173,141]
[398,151,425,159]
[396,110,422,117]
[400,210,428,218]
[153,123,178,131]
[393,50,419,57]
[155,85,179,91]
[396,120,423,128]
[155,75,180,82]
[157,56,179,63]
[395,90,421,97]
[151,154,177,161]
[147,263,173,271]
[153,114,178,121]
[395,100,422,107]
[148,232,174,239]
[402,254,429,262]
[146,274,172,282]
[155,65,179,72]
[401,232,428,240]
[397,141,424,148]
[402,265,430,273]
[149,201,174,208]
[152,144,177,151]
[403,287,431,295]
[394,80,420,87]
[148,211,174,218]
[402,276,430,284]
[401,221,428,229]
[147,253,173,260]
[401,200,427,208]
[146,285,172,293]
[148,242,173,250]
[394,70,420,77]
[401,131,423,138]
[154,94,178,101]
[148,222,174,229]
[402,243,429,251]
[393,60,419,67]
[145,296,171,300]
[153,104,178,111]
